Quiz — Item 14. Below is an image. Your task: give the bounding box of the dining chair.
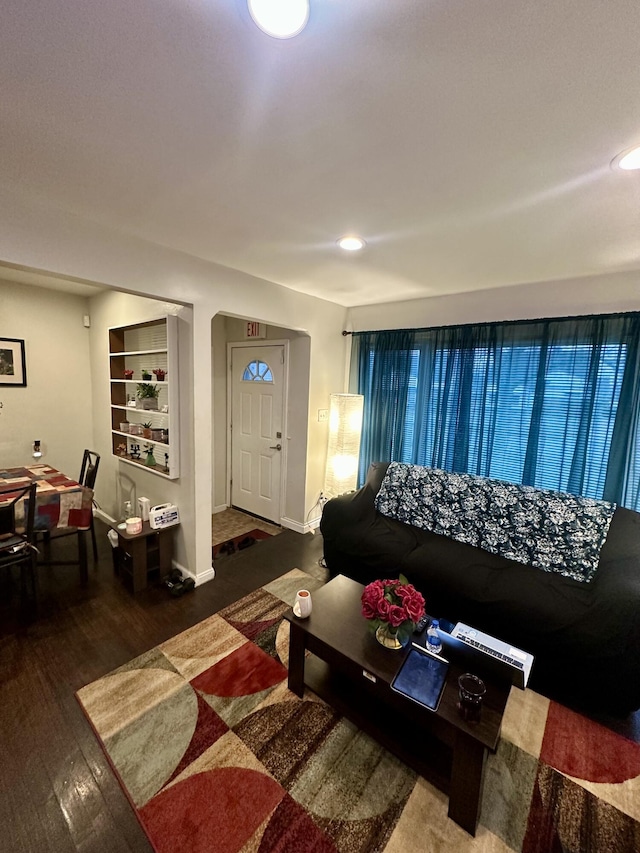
[0,481,38,606]
[41,449,101,567]
[79,449,100,559]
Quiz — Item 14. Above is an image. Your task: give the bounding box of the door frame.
[226,339,290,522]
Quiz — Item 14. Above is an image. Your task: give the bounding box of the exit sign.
[245,322,266,339]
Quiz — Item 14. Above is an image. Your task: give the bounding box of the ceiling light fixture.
[248,0,309,39]
[612,145,640,171]
[337,235,366,252]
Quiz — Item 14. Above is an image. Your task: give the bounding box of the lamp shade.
[324,393,364,497]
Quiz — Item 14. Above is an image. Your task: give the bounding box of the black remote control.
[414,614,430,634]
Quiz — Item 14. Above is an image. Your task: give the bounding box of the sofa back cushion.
[374,462,615,583]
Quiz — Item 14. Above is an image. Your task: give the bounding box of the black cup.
[457,673,486,722]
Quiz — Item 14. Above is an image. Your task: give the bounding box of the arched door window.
[242,359,274,382]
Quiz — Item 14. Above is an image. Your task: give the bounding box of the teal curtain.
[352,330,414,484]
[352,312,640,508]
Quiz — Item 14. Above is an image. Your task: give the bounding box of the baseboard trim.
[280,515,321,535]
[177,562,215,586]
[212,504,229,515]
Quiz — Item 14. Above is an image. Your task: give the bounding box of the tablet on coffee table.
[391,647,449,712]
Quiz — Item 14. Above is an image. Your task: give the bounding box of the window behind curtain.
[352,313,640,509]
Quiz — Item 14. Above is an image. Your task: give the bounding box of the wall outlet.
[318,409,329,422]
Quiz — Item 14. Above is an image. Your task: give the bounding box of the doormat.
[212,528,272,559]
[77,569,640,853]
[212,507,281,547]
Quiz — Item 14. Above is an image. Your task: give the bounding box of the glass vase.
[375,623,403,650]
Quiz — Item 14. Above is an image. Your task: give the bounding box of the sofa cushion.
[374,462,615,583]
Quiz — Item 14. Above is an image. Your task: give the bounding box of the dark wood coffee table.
[284,574,511,836]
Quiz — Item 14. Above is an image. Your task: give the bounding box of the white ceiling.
[1,0,640,307]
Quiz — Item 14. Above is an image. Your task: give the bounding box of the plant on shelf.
[141,370,152,381]
[142,421,152,438]
[143,444,157,467]
[152,368,166,381]
[136,383,160,410]
[123,369,134,380]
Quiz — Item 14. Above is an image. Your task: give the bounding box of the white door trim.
[226,339,290,522]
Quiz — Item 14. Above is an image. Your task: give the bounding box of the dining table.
[0,464,94,580]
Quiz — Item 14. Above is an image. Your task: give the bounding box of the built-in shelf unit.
[109,315,179,479]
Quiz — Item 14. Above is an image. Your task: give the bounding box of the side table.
[111,521,177,592]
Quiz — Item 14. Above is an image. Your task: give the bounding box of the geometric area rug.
[77,570,640,853]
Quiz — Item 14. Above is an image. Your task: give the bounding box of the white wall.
[0,190,348,581]
[0,280,93,474]
[346,270,640,331]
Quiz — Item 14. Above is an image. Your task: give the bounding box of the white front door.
[230,344,285,523]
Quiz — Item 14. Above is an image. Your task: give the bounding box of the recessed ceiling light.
[337,235,366,252]
[248,0,309,39]
[612,145,640,171]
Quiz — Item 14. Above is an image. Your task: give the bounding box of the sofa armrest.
[321,483,376,534]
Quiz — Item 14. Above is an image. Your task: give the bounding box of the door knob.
[269,443,282,451]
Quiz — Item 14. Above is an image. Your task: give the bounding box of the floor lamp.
[324,393,364,498]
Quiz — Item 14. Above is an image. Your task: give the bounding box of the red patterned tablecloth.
[0,465,93,531]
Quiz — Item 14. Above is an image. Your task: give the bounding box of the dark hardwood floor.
[0,521,326,853]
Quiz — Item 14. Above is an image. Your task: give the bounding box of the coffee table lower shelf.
[303,654,453,795]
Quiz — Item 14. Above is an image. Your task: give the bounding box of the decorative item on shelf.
[152,368,166,381]
[164,452,169,473]
[138,497,150,521]
[136,382,160,410]
[142,421,152,438]
[151,428,163,441]
[361,575,425,650]
[119,421,129,432]
[123,369,134,380]
[130,443,141,460]
[122,500,133,524]
[141,370,152,381]
[144,444,157,467]
[116,443,127,456]
[125,516,143,535]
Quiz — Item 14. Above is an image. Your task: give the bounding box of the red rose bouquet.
[361,575,425,647]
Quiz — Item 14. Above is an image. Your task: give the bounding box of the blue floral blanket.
[374,463,615,583]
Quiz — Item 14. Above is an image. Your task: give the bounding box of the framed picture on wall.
[0,338,27,386]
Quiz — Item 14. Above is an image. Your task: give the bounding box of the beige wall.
[0,280,93,475]
[346,270,640,331]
